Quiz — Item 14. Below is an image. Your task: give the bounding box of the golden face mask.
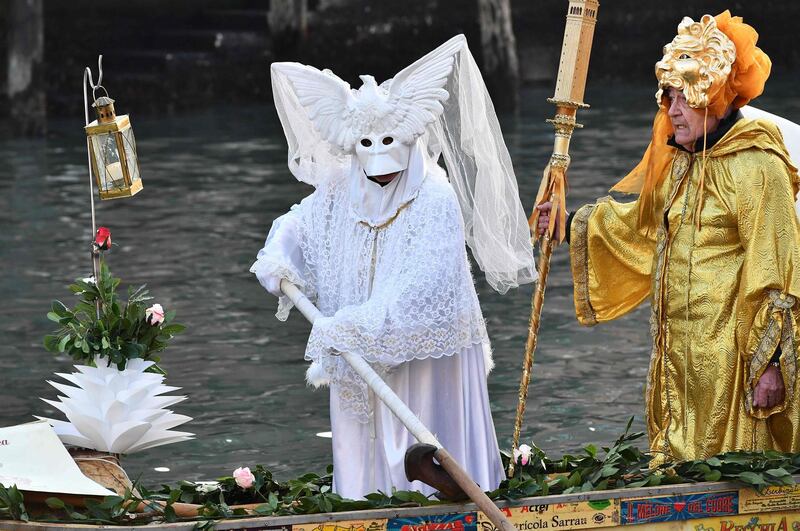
[655,14,737,109]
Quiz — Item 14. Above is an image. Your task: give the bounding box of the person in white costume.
[251,35,536,499]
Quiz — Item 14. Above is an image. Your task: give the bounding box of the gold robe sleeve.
[569,196,657,326]
[733,148,800,419]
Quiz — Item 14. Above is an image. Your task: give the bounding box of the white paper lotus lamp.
[38,359,193,454]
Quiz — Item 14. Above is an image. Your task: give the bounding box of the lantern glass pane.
[91,132,126,192]
[120,127,140,183]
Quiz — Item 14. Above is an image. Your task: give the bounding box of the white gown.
[251,142,505,498]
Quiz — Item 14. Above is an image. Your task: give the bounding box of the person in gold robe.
[538,12,800,463]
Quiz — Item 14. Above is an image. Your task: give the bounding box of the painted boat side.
[5,476,800,530]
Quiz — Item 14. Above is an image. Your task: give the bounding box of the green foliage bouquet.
[44,260,184,374]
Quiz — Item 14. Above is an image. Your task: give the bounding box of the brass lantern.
[85,94,142,200]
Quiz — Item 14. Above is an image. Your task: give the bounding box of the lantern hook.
[85,55,103,91]
[85,55,110,103]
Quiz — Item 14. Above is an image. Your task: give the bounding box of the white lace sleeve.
[305,185,488,371]
[250,198,315,321]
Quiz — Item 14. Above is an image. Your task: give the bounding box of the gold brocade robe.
[570,118,800,462]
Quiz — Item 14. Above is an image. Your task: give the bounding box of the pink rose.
[233,466,255,489]
[513,444,532,466]
[145,303,165,325]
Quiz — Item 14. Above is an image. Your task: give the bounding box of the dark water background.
[1,82,798,484]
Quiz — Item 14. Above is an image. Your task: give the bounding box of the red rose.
[95,227,112,250]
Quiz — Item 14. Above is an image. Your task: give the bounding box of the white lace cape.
[251,169,492,422]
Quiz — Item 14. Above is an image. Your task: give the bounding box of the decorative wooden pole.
[508,0,599,477]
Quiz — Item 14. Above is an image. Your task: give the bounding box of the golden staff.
[508,0,599,477]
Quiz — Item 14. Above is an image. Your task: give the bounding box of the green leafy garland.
[495,419,798,499]
[0,484,28,522]
[3,421,800,528]
[43,261,184,373]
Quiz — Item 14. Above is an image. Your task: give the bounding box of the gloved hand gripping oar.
[508,0,600,478]
[280,279,515,531]
[405,443,468,501]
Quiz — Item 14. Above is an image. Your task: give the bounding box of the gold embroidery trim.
[745,290,797,413]
[649,223,672,457]
[649,154,689,458]
[357,197,415,231]
[780,309,797,402]
[570,201,604,326]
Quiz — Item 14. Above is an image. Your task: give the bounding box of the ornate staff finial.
[553,0,599,107]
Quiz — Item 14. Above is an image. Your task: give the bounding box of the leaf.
[76,300,98,316]
[704,470,722,482]
[168,489,182,504]
[624,416,634,434]
[160,324,186,335]
[600,465,618,478]
[47,311,62,323]
[58,334,71,352]
[51,300,69,314]
[45,497,66,509]
[163,504,177,522]
[43,335,60,351]
[723,453,755,465]
[585,444,597,458]
[765,468,792,478]
[97,495,124,510]
[738,471,766,486]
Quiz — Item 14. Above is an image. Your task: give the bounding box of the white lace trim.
[256,168,491,422]
[249,257,308,321]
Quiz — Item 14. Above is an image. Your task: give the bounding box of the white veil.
[270,35,536,293]
[424,39,536,293]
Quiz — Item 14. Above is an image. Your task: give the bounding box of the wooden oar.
[280,279,515,531]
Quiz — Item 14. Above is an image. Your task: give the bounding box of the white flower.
[513,444,533,466]
[195,481,221,494]
[81,276,96,285]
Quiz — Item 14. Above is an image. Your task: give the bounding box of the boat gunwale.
[3,474,786,530]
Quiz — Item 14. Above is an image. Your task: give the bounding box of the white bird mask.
[270,35,463,176]
[269,35,538,294]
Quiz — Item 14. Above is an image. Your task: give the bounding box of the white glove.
[256,271,284,298]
